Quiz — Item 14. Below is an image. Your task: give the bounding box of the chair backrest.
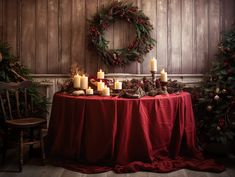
[0,80,33,120]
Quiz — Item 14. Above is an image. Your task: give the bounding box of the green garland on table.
[88,1,155,66]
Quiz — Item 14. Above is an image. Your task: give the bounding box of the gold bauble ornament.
[222,89,227,94]
[207,105,213,112]
[216,126,221,131]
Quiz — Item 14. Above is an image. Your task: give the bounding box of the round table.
[47,92,224,173]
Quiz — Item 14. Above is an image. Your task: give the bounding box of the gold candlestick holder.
[150,71,157,83]
[160,81,168,94]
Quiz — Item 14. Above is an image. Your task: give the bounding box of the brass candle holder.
[150,71,157,83]
[160,81,168,94]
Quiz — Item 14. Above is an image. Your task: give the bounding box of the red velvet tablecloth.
[47,92,224,173]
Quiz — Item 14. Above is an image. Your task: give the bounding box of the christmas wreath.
[88,1,155,66]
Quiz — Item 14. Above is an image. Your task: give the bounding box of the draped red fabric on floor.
[47,92,224,173]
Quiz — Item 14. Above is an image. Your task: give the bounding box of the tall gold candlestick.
[151,71,157,83]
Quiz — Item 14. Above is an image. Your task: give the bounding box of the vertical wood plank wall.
[0,0,234,75]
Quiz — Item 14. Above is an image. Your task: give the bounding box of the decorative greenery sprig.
[0,42,48,118]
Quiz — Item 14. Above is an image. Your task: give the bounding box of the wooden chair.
[0,80,46,172]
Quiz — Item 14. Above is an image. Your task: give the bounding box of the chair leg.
[1,128,8,164]
[40,128,45,165]
[29,128,34,159]
[19,130,23,172]
[2,141,6,165]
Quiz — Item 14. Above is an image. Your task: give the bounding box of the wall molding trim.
[30,73,204,101]
[30,73,204,84]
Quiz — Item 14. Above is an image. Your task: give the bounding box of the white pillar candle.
[160,69,168,82]
[80,74,88,89]
[102,85,110,96]
[97,69,105,79]
[114,80,122,90]
[97,80,105,91]
[86,86,94,95]
[150,57,157,72]
[73,74,81,89]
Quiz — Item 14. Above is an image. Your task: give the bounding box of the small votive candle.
[150,57,157,72]
[86,86,94,95]
[73,74,81,89]
[160,69,168,82]
[102,85,110,96]
[97,80,105,91]
[114,80,122,90]
[97,69,105,79]
[80,74,88,89]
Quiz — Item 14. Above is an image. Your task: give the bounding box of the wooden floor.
[0,150,235,177]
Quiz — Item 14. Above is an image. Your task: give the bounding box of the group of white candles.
[73,74,94,95]
[74,74,88,89]
[73,69,122,96]
[73,58,167,96]
[150,57,168,82]
[97,80,110,96]
[97,69,111,96]
[96,69,123,96]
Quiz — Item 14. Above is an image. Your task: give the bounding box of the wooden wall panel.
[141,0,157,73]
[71,0,85,70]
[60,0,72,73]
[35,0,48,73]
[181,0,193,73]
[111,1,125,73]
[6,0,17,55]
[123,0,138,74]
[47,0,59,73]
[208,0,220,67]
[0,0,234,75]
[156,0,168,73]
[21,0,36,72]
[195,0,209,73]
[85,0,98,75]
[223,0,235,32]
[0,0,2,40]
[168,0,182,74]
[0,0,6,41]
[99,0,113,73]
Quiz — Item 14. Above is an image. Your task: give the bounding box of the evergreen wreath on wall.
[88,1,155,67]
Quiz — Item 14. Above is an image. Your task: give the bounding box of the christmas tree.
[196,28,235,145]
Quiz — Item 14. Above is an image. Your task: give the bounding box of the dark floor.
[0,147,235,177]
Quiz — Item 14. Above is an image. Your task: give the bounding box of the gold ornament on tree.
[207,105,213,112]
[215,87,220,94]
[222,89,227,94]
